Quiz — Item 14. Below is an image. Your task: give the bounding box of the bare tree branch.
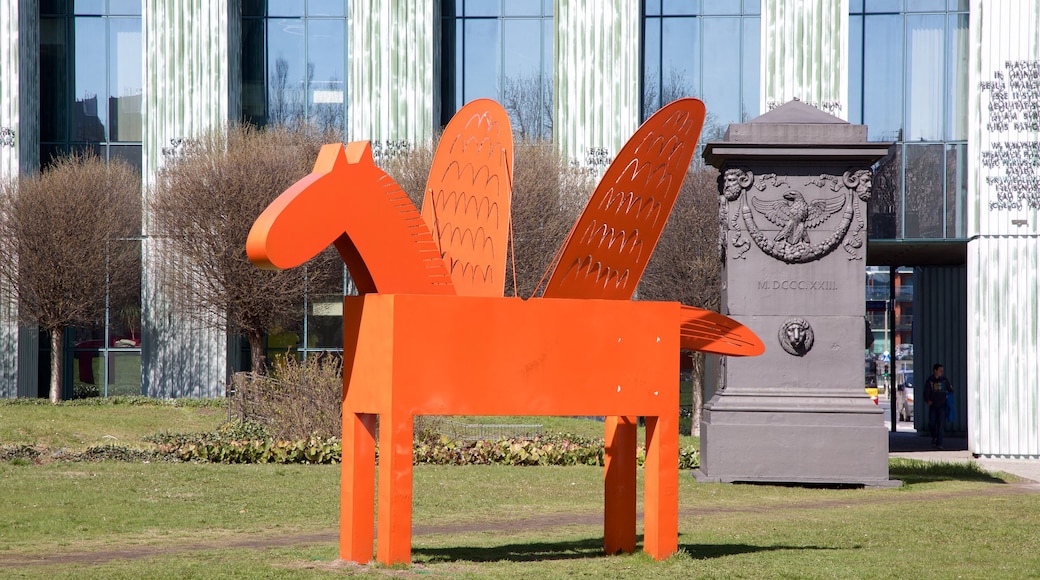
[0,152,141,402]
[149,124,339,374]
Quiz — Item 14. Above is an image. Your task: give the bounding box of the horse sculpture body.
[247,98,764,564]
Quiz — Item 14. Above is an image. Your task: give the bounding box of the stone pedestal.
[696,100,897,487]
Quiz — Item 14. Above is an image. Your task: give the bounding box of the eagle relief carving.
[719,168,873,264]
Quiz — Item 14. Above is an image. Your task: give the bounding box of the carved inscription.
[978,60,1040,211]
[758,280,838,291]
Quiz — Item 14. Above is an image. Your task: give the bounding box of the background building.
[0,0,1036,458]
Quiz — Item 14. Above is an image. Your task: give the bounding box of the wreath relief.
[719,168,874,264]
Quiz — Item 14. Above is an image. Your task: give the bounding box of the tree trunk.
[689,352,705,436]
[248,333,267,376]
[49,329,63,403]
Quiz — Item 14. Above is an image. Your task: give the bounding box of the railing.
[441,419,544,442]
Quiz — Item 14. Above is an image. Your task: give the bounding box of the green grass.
[0,460,1038,578]
[2,401,1039,578]
[0,398,227,451]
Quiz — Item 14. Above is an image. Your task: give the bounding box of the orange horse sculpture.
[247,98,763,564]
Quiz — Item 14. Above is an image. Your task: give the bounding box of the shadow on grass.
[414,536,838,564]
[680,542,841,560]
[413,537,606,563]
[889,458,1008,485]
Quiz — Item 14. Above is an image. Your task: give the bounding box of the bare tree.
[149,124,338,375]
[506,140,590,297]
[639,166,724,434]
[502,71,553,140]
[0,152,141,402]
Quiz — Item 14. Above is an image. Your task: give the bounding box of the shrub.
[230,353,342,440]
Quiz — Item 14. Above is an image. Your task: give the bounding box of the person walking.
[924,363,954,449]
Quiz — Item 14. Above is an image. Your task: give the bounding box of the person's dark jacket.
[924,374,953,407]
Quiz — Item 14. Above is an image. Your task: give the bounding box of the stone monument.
[696,99,896,487]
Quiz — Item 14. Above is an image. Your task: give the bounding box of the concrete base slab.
[698,400,894,487]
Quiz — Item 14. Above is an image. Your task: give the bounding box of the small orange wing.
[678,305,764,356]
[422,99,514,297]
[542,98,706,300]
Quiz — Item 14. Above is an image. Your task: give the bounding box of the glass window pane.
[848,15,863,124]
[945,143,966,238]
[41,0,68,16]
[904,14,944,141]
[948,0,968,10]
[267,19,307,125]
[108,240,142,338]
[662,0,699,16]
[862,14,902,141]
[109,144,142,177]
[906,0,946,11]
[701,17,742,130]
[503,0,543,17]
[72,350,103,397]
[743,0,761,15]
[268,0,304,17]
[645,0,662,16]
[464,0,500,17]
[850,0,864,12]
[307,0,345,17]
[307,295,344,348]
[109,18,142,142]
[241,18,266,125]
[865,0,902,12]
[660,17,698,100]
[502,19,544,138]
[242,0,265,17]
[946,13,968,140]
[869,146,902,239]
[307,19,346,133]
[741,17,761,121]
[74,17,107,142]
[903,144,944,238]
[108,0,142,16]
[699,0,740,15]
[40,18,68,143]
[40,144,70,169]
[107,352,142,396]
[642,17,662,119]
[74,0,103,15]
[461,19,500,103]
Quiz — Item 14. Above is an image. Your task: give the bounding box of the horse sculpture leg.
[642,415,679,559]
[604,415,638,555]
[376,413,415,564]
[341,411,377,562]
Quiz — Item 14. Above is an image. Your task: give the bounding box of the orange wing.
[422,99,514,297]
[541,98,706,300]
[246,141,453,295]
[678,305,764,356]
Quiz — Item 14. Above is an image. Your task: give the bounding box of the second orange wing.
[422,99,514,297]
[542,98,706,300]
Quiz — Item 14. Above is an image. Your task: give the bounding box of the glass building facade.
[39,0,143,173]
[1,1,1010,410]
[241,0,348,135]
[440,0,554,138]
[849,0,969,240]
[642,0,761,138]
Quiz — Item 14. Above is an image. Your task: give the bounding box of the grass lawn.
[2,401,1039,578]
